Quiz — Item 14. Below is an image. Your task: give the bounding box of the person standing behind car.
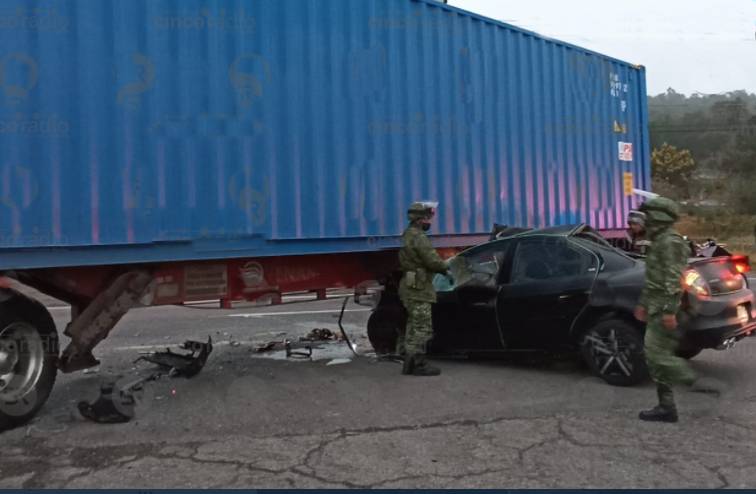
[627,210,651,256]
[398,201,450,377]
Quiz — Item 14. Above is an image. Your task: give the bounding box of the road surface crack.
[287,430,361,488]
[289,466,361,489]
[702,465,730,490]
[516,433,561,465]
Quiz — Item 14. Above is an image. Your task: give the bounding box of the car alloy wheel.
[585,329,634,376]
[580,318,646,386]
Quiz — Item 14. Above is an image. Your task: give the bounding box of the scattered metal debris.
[255,338,313,358]
[134,337,212,377]
[284,340,312,359]
[251,305,360,359]
[326,358,352,366]
[338,297,359,356]
[300,328,338,342]
[254,341,278,353]
[78,374,160,424]
[254,338,332,359]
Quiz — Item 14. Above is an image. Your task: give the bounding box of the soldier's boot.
[402,353,416,375]
[639,383,678,423]
[410,354,441,376]
[639,405,678,423]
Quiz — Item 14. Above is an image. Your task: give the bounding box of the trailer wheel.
[0,289,59,432]
[367,305,405,355]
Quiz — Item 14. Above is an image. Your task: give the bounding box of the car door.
[496,235,600,350]
[432,240,513,352]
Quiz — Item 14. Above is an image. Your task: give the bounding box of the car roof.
[486,223,622,251]
[504,223,587,238]
[463,223,637,265]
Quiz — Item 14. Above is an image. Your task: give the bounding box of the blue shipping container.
[0,0,650,270]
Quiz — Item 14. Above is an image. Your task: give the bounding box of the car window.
[509,236,597,284]
[575,231,614,249]
[597,247,635,271]
[442,240,511,289]
[572,238,636,272]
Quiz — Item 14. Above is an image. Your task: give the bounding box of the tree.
[721,132,756,214]
[651,143,696,195]
[647,89,756,211]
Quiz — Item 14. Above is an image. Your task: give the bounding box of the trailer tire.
[367,305,405,355]
[0,289,59,432]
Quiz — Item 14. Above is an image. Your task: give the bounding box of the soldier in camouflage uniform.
[634,196,720,423]
[398,201,450,376]
[627,210,651,256]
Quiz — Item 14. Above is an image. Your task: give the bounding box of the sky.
[450,0,756,96]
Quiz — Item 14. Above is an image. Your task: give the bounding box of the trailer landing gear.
[58,271,153,373]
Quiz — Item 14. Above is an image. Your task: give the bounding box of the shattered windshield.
[434,240,511,292]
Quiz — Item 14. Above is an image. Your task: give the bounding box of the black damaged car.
[368,224,756,386]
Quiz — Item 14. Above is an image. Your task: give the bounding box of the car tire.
[580,318,647,386]
[0,289,59,432]
[675,347,702,360]
[367,305,405,355]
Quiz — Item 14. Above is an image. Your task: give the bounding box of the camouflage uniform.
[398,202,449,376]
[637,197,695,422]
[627,210,651,256]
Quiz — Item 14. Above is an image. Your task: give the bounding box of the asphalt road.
[3,287,756,489]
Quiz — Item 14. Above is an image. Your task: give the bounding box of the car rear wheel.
[367,305,404,355]
[580,319,647,386]
[0,289,59,432]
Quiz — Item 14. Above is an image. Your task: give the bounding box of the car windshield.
[434,240,510,292]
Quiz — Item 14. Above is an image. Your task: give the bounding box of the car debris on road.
[134,337,213,377]
[253,338,314,358]
[301,328,340,342]
[285,340,313,359]
[78,337,214,424]
[254,341,279,353]
[254,328,339,356]
[78,373,161,424]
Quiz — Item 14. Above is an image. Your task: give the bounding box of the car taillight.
[683,269,710,298]
[687,259,749,296]
[732,255,751,274]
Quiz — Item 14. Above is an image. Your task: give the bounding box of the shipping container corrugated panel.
[0,0,650,269]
